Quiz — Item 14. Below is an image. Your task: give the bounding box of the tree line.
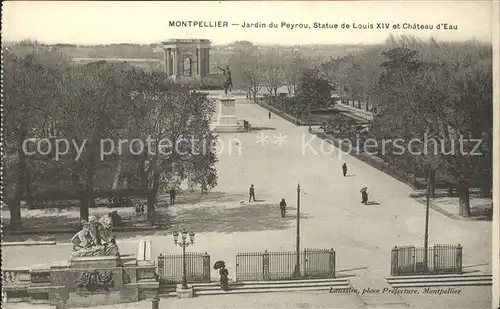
[229,36,493,216]
[3,45,218,229]
[228,41,311,98]
[320,35,493,216]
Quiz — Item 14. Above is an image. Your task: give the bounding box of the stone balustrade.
[2,256,159,308]
[2,269,31,285]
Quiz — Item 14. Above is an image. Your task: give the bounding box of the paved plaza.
[2,98,493,308]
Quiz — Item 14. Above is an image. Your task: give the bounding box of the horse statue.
[217,65,233,95]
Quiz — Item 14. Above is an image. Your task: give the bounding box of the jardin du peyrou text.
[168,20,458,31]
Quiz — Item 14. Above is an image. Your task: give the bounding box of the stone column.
[165,48,172,76]
[163,49,168,75]
[204,49,210,76]
[172,48,178,76]
[197,47,202,76]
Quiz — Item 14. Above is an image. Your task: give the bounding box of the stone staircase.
[386,273,493,288]
[159,277,351,297]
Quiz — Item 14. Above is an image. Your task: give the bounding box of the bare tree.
[284,50,309,96]
[262,48,286,96]
[229,42,264,101]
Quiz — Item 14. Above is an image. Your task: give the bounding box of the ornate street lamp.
[173,229,195,289]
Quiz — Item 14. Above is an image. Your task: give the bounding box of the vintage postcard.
[1,1,499,309]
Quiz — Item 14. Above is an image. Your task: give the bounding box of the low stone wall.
[2,255,159,309]
[254,100,304,125]
[254,99,483,191]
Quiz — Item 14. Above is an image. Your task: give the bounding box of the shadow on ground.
[2,191,245,241]
[409,189,492,221]
[167,203,310,234]
[2,191,312,241]
[469,206,493,221]
[175,191,244,205]
[410,189,490,199]
[250,127,276,131]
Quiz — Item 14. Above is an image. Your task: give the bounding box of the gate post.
[390,246,398,276]
[157,254,164,282]
[202,252,211,282]
[303,248,308,277]
[262,250,270,281]
[328,248,336,278]
[433,244,438,274]
[456,244,462,273]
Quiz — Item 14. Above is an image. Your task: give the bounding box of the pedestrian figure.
[249,184,256,202]
[135,203,141,216]
[268,111,272,119]
[140,203,145,215]
[342,163,348,177]
[169,188,176,205]
[279,198,287,217]
[360,187,368,205]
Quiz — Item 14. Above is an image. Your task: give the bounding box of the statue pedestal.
[69,256,120,269]
[10,255,160,309]
[176,285,194,298]
[212,94,245,133]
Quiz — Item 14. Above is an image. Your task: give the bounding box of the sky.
[2,1,496,46]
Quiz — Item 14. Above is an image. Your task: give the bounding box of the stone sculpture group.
[70,214,119,258]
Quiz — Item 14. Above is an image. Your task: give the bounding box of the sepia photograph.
[1,1,499,309]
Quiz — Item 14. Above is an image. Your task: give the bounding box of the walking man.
[342,163,348,177]
[249,184,256,202]
[279,198,287,217]
[268,111,272,119]
[170,188,176,205]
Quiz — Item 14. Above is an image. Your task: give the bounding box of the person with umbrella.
[360,187,368,205]
[213,261,229,291]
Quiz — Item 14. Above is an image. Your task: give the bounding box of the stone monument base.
[69,255,120,269]
[212,122,246,133]
[3,255,159,309]
[176,285,194,299]
[211,94,245,133]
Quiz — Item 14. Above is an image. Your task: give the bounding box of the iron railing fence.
[235,248,335,282]
[157,252,210,284]
[391,244,462,276]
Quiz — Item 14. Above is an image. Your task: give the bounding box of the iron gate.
[391,244,462,276]
[157,252,210,283]
[391,245,416,275]
[304,248,335,278]
[236,249,335,282]
[235,252,264,281]
[434,244,462,274]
